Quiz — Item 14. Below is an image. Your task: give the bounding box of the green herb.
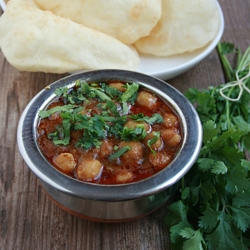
[147,131,161,155]
[101,83,123,99]
[39,104,76,118]
[120,124,148,141]
[39,81,164,153]
[108,116,127,137]
[122,102,130,115]
[108,146,131,160]
[120,82,139,104]
[53,80,112,104]
[165,42,250,250]
[48,120,71,145]
[120,82,139,115]
[75,114,109,150]
[129,113,164,125]
[54,86,69,98]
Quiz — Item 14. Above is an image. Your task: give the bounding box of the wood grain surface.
[0,0,250,249]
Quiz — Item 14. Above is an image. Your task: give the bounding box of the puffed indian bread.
[134,0,220,57]
[33,0,162,45]
[0,0,139,73]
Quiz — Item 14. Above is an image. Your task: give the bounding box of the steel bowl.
[17,69,202,222]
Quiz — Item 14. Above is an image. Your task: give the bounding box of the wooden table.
[1,1,249,249]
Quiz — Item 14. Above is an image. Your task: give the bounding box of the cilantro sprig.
[165,42,250,250]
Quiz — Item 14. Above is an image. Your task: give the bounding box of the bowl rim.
[17,69,202,201]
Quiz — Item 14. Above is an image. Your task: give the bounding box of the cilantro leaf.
[120,82,139,104]
[202,120,220,143]
[102,84,123,98]
[54,86,69,97]
[165,201,190,244]
[165,201,189,227]
[199,182,216,202]
[130,113,164,125]
[108,146,131,160]
[230,205,250,232]
[122,101,129,115]
[206,210,242,250]
[39,104,76,118]
[48,120,71,145]
[92,88,111,101]
[232,116,250,134]
[147,131,160,155]
[120,124,147,141]
[184,87,200,103]
[180,228,205,250]
[195,91,217,122]
[197,158,228,174]
[198,204,221,230]
[225,166,250,194]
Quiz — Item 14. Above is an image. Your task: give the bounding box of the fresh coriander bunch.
[165,42,250,250]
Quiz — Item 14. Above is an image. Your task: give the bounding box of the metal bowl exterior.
[40,179,180,222]
[17,69,202,221]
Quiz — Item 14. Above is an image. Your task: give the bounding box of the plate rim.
[138,0,225,80]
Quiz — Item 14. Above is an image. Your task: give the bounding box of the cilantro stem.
[238,45,250,70]
[181,176,185,191]
[217,42,234,81]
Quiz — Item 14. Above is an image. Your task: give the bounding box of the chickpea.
[109,82,126,92]
[149,152,171,169]
[143,132,163,151]
[53,153,76,173]
[137,90,158,110]
[119,141,144,168]
[76,159,103,181]
[161,128,181,148]
[116,170,134,183]
[163,113,179,128]
[99,140,113,158]
[124,120,151,132]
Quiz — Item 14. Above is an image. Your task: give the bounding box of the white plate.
[136,1,224,80]
[70,1,224,81]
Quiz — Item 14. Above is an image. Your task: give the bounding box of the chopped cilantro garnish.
[129,113,164,125]
[101,83,123,99]
[122,102,129,115]
[38,104,76,118]
[108,116,127,137]
[120,82,139,104]
[147,131,161,155]
[92,88,111,101]
[108,146,131,160]
[120,124,147,141]
[39,81,162,150]
[54,86,69,98]
[48,120,71,145]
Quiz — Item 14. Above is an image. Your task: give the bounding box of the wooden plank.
[0,0,250,249]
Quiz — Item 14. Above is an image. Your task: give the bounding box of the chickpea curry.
[37,80,182,184]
